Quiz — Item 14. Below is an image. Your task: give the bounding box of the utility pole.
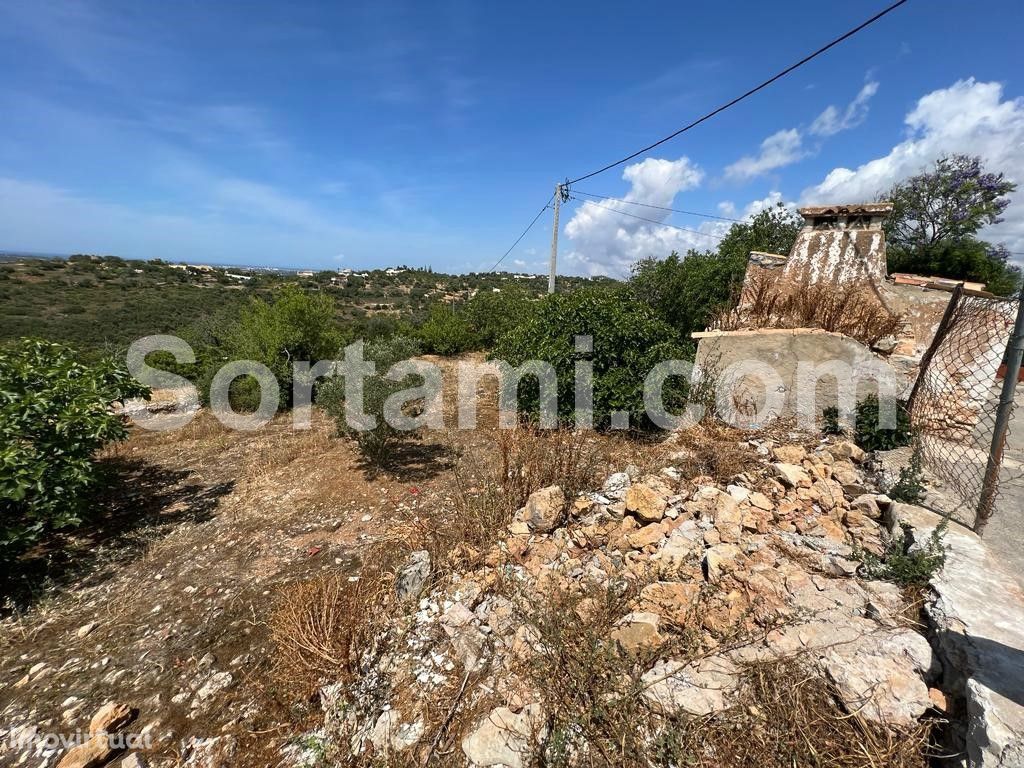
[548,182,568,294]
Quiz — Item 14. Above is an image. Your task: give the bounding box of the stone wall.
[693,328,905,429]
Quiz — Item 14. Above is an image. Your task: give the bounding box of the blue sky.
[1,0,1023,275]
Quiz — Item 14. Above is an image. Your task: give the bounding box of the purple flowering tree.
[884,154,1016,252]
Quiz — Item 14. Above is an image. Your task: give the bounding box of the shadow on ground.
[1,457,233,615]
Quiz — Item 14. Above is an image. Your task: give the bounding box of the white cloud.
[801,78,1024,254]
[810,81,879,137]
[724,129,805,181]
[564,157,719,276]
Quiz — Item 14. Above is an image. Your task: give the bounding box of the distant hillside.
[0,255,614,355]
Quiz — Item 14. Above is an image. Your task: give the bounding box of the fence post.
[975,291,1024,535]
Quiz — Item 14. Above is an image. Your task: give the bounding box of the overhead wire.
[486,193,555,272]
[569,195,726,241]
[571,189,742,222]
[565,0,912,185]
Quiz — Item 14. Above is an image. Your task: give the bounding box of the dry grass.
[669,420,756,483]
[267,538,407,699]
[716,273,904,347]
[502,578,933,767]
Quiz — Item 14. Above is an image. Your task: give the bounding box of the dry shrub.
[503,578,933,767]
[660,658,935,768]
[268,541,405,697]
[495,424,605,511]
[716,273,904,347]
[671,420,755,483]
[421,425,606,570]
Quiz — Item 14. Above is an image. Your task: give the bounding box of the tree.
[882,155,1019,294]
[630,203,802,339]
[888,237,1021,296]
[884,155,1016,252]
[317,335,423,466]
[417,304,477,356]
[0,340,150,559]
[203,285,344,411]
[491,286,688,430]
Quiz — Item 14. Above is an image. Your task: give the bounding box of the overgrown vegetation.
[823,395,913,452]
[716,273,904,347]
[0,339,149,561]
[863,522,947,589]
[888,449,927,503]
[884,154,1020,296]
[318,335,426,467]
[491,286,689,429]
[630,204,803,339]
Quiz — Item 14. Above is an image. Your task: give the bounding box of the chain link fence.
[908,285,1023,531]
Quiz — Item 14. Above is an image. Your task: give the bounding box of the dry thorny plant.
[714,272,905,347]
[500,575,934,768]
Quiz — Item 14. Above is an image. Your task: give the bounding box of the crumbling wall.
[693,328,906,428]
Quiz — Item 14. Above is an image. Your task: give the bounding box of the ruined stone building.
[694,203,1015,431]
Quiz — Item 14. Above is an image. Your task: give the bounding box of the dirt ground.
[0,355,667,766]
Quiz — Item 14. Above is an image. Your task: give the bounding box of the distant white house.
[296,270,315,277]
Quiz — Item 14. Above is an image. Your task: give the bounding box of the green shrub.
[888,450,927,503]
[201,285,344,411]
[822,395,912,452]
[464,287,533,349]
[0,339,150,558]
[491,286,688,429]
[318,335,424,465]
[862,522,946,588]
[416,304,477,356]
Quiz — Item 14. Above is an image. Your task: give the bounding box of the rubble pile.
[323,437,941,766]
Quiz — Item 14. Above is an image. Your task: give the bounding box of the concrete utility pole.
[548,182,563,294]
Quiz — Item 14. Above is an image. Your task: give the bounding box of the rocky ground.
[5,363,1008,767]
[301,436,953,767]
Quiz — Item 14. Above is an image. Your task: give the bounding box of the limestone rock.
[704,543,743,583]
[462,704,546,768]
[602,472,630,499]
[396,550,431,600]
[368,709,424,753]
[831,440,866,463]
[639,581,700,624]
[89,701,134,735]
[625,483,668,523]
[824,628,935,725]
[641,656,739,716]
[772,445,807,464]
[57,734,115,768]
[518,485,566,533]
[610,612,663,653]
[772,462,811,489]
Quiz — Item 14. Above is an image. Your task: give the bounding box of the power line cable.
[486,193,555,272]
[572,189,742,222]
[565,0,911,185]
[570,195,725,241]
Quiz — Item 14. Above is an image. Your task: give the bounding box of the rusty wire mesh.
[909,289,1019,528]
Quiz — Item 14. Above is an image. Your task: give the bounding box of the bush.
[863,522,946,588]
[0,339,149,558]
[888,450,927,503]
[201,285,344,411]
[416,304,477,356]
[823,395,913,452]
[318,335,423,465]
[464,287,533,349]
[491,287,688,429]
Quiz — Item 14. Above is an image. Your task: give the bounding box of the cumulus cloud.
[810,81,879,137]
[801,78,1024,254]
[564,157,719,276]
[724,129,805,181]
